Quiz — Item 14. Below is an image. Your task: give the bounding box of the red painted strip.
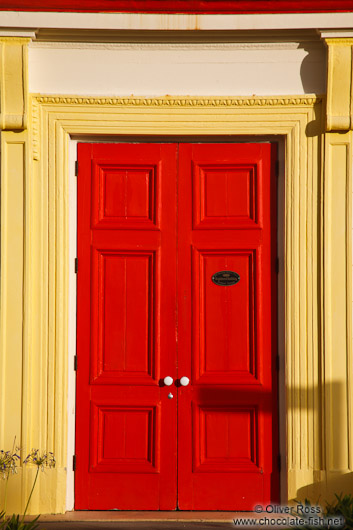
[0,0,353,13]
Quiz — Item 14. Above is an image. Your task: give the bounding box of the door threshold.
[33,511,261,523]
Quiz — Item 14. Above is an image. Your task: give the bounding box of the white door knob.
[180,376,190,386]
[163,376,173,386]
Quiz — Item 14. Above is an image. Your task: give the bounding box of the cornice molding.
[32,94,321,107]
[30,41,312,50]
[324,37,353,46]
[0,36,33,42]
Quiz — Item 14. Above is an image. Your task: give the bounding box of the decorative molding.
[324,37,353,45]
[31,94,322,162]
[320,31,353,39]
[324,37,353,131]
[33,94,321,107]
[0,30,36,38]
[0,36,33,42]
[31,96,39,160]
[30,41,310,50]
[22,93,334,513]
[0,38,30,130]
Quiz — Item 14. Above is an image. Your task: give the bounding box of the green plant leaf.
[0,514,40,530]
[0,511,7,530]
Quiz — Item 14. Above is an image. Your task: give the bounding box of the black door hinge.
[275,257,279,274]
[278,454,281,473]
[74,355,77,371]
[73,455,76,471]
[276,355,280,372]
[75,258,78,273]
[75,160,79,177]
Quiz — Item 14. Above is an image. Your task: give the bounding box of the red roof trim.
[1,0,353,13]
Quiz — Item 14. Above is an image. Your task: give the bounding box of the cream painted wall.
[28,42,326,96]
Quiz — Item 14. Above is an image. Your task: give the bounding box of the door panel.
[91,157,159,230]
[192,160,261,229]
[177,143,277,510]
[192,248,257,384]
[90,247,157,385]
[75,143,177,509]
[75,142,278,510]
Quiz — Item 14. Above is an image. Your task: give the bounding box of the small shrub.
[0,514,40,530]
[295,494,353,529]
[325,494,353,529]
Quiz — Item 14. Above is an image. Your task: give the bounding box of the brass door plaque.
[211,271,240,286]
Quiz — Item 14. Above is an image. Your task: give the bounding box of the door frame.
[27,94,335,513]
[67,134,284,510]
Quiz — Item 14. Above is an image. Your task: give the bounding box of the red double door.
[75,142,278,510]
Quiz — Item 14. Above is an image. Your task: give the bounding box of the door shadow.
[194,379,353,505]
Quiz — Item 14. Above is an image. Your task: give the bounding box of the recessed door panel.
[193,405,259,473]
[193,160,261,229]
[91,249,156,384]
[89,403,160,473]
[193,248,257,383]
[91,161,159,229]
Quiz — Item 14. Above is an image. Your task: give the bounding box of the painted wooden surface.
[0,38,29,130]
[24,94,325,513]
[0,0,352,12]
[75,142,278,510]
[1,86,351,513]
[324,38,353,131]
[76,143,178,509]
[177,143,278,509]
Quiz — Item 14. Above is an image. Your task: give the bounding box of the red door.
[75,142,278,510]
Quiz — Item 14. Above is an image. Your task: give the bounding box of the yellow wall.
[0,36,352,514]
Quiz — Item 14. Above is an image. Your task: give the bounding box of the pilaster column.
[319,31,353,499]
[0,36,31,513]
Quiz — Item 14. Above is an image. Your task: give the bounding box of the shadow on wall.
[281,42,326,138]
[296,473,353,506]
[289,380,353,505]
[304,98,323,137]
[299,42,327,95]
